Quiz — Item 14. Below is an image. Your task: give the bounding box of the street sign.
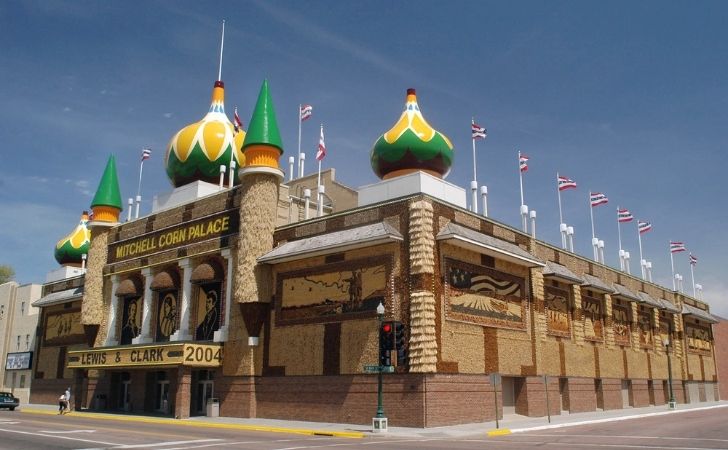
[363,365,394,373]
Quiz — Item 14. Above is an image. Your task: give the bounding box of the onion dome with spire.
[54,211,91,266]
[165,80,246,187]
[91,155,123,223]
[370,88,453,180]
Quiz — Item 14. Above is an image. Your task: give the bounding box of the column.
[171,259,192,341]
[173,366,191,419]
[104,275,120,346]
[214,249,233,342]
[133,268,154,344]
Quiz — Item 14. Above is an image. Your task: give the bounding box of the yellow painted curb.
[20,408,364,439]
[487,428,512,436]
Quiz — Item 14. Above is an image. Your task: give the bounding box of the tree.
[0,265,15,284]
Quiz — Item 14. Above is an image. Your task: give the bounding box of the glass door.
[154,381,170,413]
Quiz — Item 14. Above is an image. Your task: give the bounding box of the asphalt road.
[0,407,727,449]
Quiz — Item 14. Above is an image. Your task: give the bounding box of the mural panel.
[685,322,712,353]
[445,258,526,329]
[195,282,221,341]
[120,296,142,345]
[612,302,631,345]
[658,317,672,348]
[276,256,390,325]
[156,289,178,342]
[545,285,571,337]
[44,310,85,346]
[638,308,653,347]
[581,294,604,341]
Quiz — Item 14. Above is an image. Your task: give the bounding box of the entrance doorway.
[153,371,170,414]
[501,377,515,415]
[118,372,131,411]
[195,370,214,415]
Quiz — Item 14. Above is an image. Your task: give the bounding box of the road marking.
[0,426,119,446]
[41,429,96,434]
[521,433,728,443]
[112,439,224,448]
[488,437,721,450]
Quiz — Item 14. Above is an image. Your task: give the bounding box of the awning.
[436,222,543,268]
[658,298,681,313]
[637,292,663,309]
[581,274,613,294]
[543,261,583,284]
[258,222,404,264]
[682,303,718,324]
[32,286,84,308]
[612,283,640,302]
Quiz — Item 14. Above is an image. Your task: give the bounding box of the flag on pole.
[233,106,243,133]
[590,192,608,207]
[670,241,686,253]
[519,154,529,172]
[689,253,698,265]
[471,122,487,140]
[316,125,326,161]
[300,104,313,122]
[141,148,151,162]
[557,175,577,191]
[617,208,633,223]
[638,220,652,234]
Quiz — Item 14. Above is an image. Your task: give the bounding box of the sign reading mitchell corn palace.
[32,78,718,428]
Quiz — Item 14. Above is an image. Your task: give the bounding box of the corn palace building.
[30,79,719,427]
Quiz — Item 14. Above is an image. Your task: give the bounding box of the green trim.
[91,155,123,210]
[242,79,283,153]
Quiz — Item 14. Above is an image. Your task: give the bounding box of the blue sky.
[1,1,726,314]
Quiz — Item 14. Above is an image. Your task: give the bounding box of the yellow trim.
[244,145,281,168]
[67,343,223,369]
[487,428,512,436]
[20,408,364,439]
[92,206,120,223]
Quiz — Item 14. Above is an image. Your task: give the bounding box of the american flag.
[141,148,151,162]
[638,221,652,234]
[689,253,698,265]
[519,154,529,172]
[233,106,243,133]
[316,125,326,161]
[300,104,313,122]
[617,208,633,223]
[590,192,608,207]
[670,241,686,253]
[557,175,577,191]
[471,122,487,140]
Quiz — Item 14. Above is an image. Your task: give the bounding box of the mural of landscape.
[545,286,570,336]
[278,259,388,324]
[45,310,85,345]
[612,303,631,344]
[445,259,525,328]
[582,295,604,340]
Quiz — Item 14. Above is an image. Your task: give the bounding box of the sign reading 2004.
[109,211,239,262]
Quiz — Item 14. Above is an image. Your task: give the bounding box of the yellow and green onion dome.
[54,211,91,266]
[370,88,454,180]
[165,80,246,187]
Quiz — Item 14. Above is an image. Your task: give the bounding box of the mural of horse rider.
[195,283,220,341]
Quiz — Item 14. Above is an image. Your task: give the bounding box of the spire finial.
[218,20,225,81]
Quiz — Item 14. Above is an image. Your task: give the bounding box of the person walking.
[58,393,67,415]
[65,387,72,412]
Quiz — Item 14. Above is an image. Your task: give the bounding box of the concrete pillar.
[104,275,120,346]
[214,249,234,342]
[171,259,192,342]
[173,366,191,419]
[133,268,154,344]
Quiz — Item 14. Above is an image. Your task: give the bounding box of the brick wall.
[566,377,596,413]
[29,378,73,406]
[713,319,728,400]
[601,378,624,410]
[630,379,650,407]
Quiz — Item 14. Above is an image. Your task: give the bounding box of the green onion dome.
[165,81,246,187]
[370,88,454,180]
[54,211,91,266]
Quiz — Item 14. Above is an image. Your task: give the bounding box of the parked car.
[0,392,19,411]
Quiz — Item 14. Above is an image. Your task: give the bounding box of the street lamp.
[665,338,676,409]
[373,301,388,432]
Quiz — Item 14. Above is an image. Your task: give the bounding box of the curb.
[487,428,512,436]
[19,408,364,439]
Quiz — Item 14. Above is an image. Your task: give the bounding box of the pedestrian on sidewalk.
[58,393,67,415]
[65,387,72,412]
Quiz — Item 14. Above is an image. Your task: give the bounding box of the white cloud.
[63,106,71,112]
[163,112,173,118]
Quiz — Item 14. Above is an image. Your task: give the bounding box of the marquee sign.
[5,352,33,370]
[109,211,239,263]
[67,342,223,369]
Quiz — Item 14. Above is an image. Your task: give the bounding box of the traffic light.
[379,321,394,366]
[393,321,408,368]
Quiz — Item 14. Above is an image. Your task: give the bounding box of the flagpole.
[690,260,696,297]
[638,226,645,279]
[589,192,597,261]
[557,173,566,249]
[519,151,527,232]
[617,207,624,270]
[297,104,302,178]
[136,157,144,219]
[469,118,478,213]
[670,244,676,291]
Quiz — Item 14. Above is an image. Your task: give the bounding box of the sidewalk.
[18,401,728,439]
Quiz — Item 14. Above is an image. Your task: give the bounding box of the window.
[16,336,20,351]
[19,375,25,388]
[25,334,30,350]
[20,302,25,315]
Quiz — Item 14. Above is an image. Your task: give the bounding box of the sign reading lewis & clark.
[109,211,239,263]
